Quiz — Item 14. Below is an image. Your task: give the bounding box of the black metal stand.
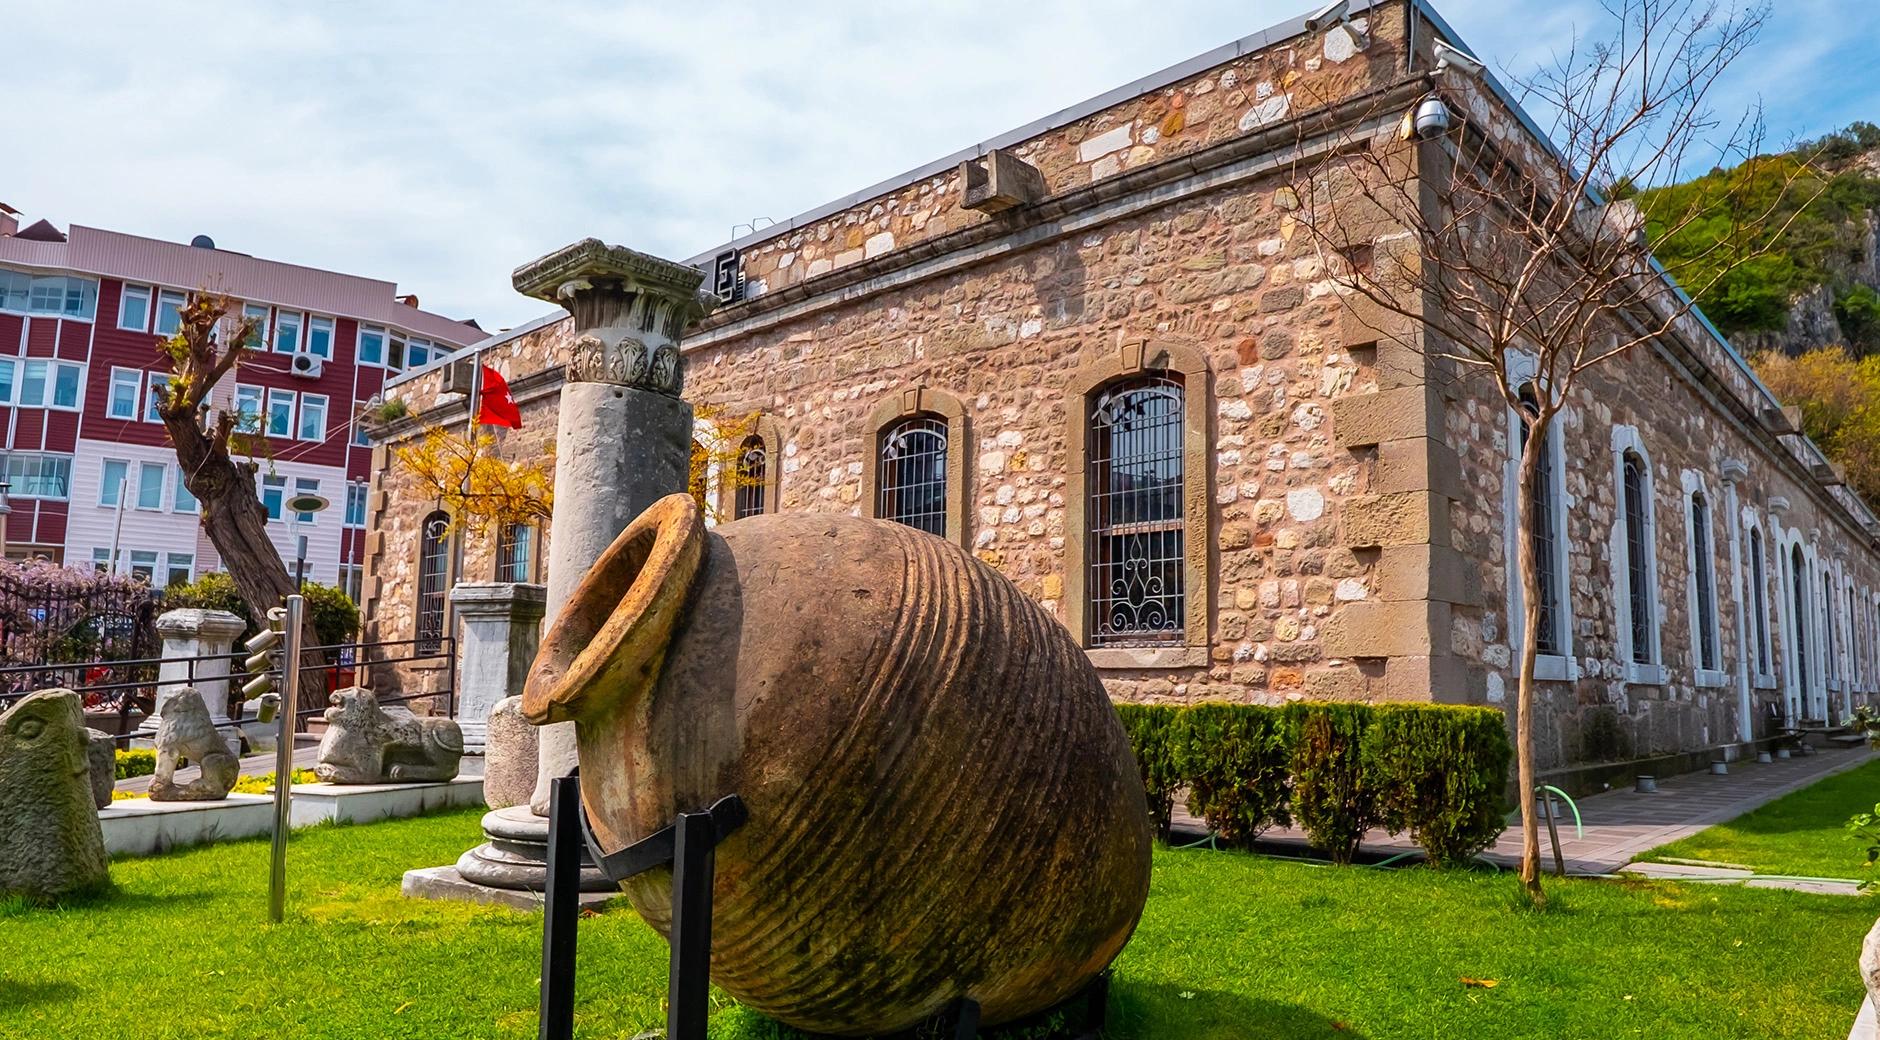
[538,772,746,1040]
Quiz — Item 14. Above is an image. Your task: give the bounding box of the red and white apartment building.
[0,206,482,598]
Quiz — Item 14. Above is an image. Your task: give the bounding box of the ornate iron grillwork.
[1750,527,1771,674]
[1621,452,1652,664]
[496,523,533,583]
[1087,376,1185,647]
[734,435,767,520]
[416,512,450,654]
[877,416,948,536]
[1516,388,1561,656]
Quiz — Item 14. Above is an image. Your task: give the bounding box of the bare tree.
[152,293,314,656]
[1290,0,1818,902]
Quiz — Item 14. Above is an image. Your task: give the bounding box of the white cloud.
[5,1,1874,330]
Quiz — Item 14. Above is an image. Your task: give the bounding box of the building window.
[164,553,193,588]
[338,563,363,603]
[119,285,151,332]
[297,393,328,441]
[19,359,84,410]
[242,303,270,349]
[99,459,129,507]
[1790,544,1811,711]
[1612,432,1660,673]
[174,467,198,514]
[353,419,371,447]
[136,462,165,511]
[262,474,285,521]
[497,524,534,583]
[91,547,111,574]
[358,325,386,367]
[107,368,140,420]
[127,550,158,584]
[154,289,187,337]
[732,435,767,520]
[875,416,949,536]
[145,372,169,423]
[0,358,14,405]
[273,311,303,354]
[294,478,320,523]
[266,388,295,437]
[5,453,72,500]
[407,338,433,369]
[416,511,451,654]
[344,482,368,528]
[388,333,408,372]
[1084,374,1188,647]
[0,271,98,320]
[1824,569,1838,687]
[1749,526,1771,677]
[1516,384,1565,657]
[306,316,334,359]
[1688,488,1720,673]
[233,385,263,433]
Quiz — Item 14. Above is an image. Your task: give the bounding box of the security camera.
[1433,40,1486,76]
[1304,0,1350,31]
[1412,96,1453,140]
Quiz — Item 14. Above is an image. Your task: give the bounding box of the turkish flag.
[477,365,522,429]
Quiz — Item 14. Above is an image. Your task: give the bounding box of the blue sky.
[6,1,1875,331]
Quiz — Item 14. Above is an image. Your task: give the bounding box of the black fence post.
[668,809,718,1040]
[539,774,582,1040]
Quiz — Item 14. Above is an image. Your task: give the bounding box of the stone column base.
[401,805,618,912]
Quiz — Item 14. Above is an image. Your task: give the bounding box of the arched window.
[1516,384,1563,657]
[1689,490,1719,672]
[876,415,949,535]
[1790,543,1811,709]
[416,511,450,653]
[496,523,534,583]
[1824,568,1838,687]
[1086,374,1186,646]
[1749,526,1771,676]
[733,434,767,520]
[1616,443,1658,667]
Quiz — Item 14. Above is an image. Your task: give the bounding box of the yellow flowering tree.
[689,404,764,524]
[393,427,554,535]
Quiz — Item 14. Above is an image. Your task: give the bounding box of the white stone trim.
[1610,426,1664,682]
[1681,469,1726,682]
[1740,509,1778,689]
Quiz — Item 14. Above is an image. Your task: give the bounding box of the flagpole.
[461,353,481,498]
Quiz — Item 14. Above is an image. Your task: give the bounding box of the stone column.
[514,238,714,815]
[150,608,248,733]
[1720,459,1754,744]
[448,582,546,753]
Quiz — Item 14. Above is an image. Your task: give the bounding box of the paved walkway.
[1172,744,1876,888]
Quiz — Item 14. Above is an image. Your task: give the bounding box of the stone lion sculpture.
[149,688,238,802]
[315,687,463,784]
[0,690,109,901]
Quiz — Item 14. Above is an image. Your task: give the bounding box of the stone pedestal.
[137,608,248,748]
[448,582,545,753]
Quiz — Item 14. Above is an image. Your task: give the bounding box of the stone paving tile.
[1170,745,1877,879]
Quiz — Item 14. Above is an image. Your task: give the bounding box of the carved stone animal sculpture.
[149,688,238,802]
[315,687,463,784]
[0,690,110,901]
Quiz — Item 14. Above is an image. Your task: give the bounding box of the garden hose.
[1536,784,1584,838]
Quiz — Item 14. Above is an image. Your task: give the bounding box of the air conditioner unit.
[440,357,476,396]
[290,353,323,379]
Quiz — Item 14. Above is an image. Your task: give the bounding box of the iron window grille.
[733,435,766,520]
[1087,375,1185,647]
[1691,492,1718,670]
[1750,527,1771,675]
[1621,451,1653,663]
[1516,387,1562,656]
[876,416,949,537]
[416,512,450,654]
[496,523,534,583]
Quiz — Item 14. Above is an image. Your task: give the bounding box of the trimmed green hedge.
[115,748,156,780]
[1115,701,1511,867]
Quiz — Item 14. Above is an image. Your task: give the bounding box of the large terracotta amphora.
[523,493,1151,1036]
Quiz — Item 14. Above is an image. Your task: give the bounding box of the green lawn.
[1637,758,1880,880]
[0,807,1873,1039]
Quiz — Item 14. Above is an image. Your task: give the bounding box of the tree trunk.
[1514,414,1550,906]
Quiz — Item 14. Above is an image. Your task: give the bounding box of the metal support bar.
[1539,789,1565,878]
[668,809,718,1040]
[268,596,303,924]
[539,773,583,1040]
[948,997,982,1040]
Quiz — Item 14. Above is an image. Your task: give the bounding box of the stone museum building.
[359,0,1880,774]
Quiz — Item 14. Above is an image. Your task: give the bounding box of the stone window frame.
[414,507,457,662]
[717,414,783,519]
[1775,529,1823,721]
[1609,425,1665,685]
[1741,511,1778,690]
[1681,469,1727,688]
[494,521,539,584]
[860,388,969,548]
[1500,355,1576,682]
[1065,340,1211,669]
